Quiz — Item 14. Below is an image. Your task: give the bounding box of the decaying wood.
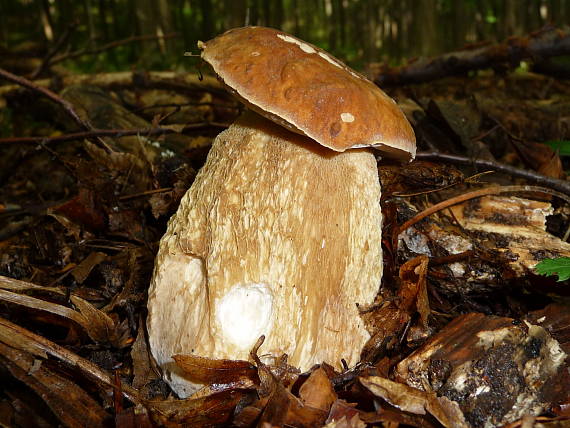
[450,195,570,272]
[373,26,570,86]
[398,194,570,292]
[147,112,383,397]
[395,313,567,427]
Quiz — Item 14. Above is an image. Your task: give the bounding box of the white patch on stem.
[216,283,273,348]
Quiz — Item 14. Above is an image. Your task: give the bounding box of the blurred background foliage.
[0,0,569,74]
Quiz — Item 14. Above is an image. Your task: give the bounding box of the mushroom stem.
[147,112,383,397]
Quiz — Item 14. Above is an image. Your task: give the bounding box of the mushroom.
[147,26,416,397]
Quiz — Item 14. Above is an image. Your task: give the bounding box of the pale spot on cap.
[341,112,355,123]
[277,34,316,54]
[318,51,342,69]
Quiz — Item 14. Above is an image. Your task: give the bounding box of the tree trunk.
[415,0,438,56]
[199,0,214,40]
[224,0,246,29]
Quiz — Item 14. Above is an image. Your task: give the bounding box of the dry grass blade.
[0,288,88,327]
[0,274,65,296]
[0,275,125,346]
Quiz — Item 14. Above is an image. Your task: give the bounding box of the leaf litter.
[1,64,570,427]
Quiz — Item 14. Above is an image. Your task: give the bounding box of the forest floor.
[0,64,569,427]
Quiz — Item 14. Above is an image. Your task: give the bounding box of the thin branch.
[31,21,78,79]
[49,32,180,66]
[0,67,90,132]
[118,187,174,201]
[0,122,230,145]
[0,67,116,152]
[0,71,225,99]
[415,151,570,196]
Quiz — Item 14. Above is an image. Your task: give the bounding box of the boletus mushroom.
[147,26,416,397]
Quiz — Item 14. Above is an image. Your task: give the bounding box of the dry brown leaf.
[0,274,65,296]
[399,255,431,329]
[70,251,108,283]
[299,367,337,412]
[131,317,159,392]
[325,400,366,428]
[510,139,566,179]
[359,376,469,428]
[0,400,14,427]
[0,318,48,358]
[115,404,154,428]
[324,414,367,428]
[146,389,248,427]
[361,304,411,363]
[0,288,88,329]
[172,354,259,387]
[48,187,106,232]
[232,396,269,427]
[537,149,566,179]
[0,277,127,347]
[70,295,128,346]
[360,376,427,415]
[259,380,327,428]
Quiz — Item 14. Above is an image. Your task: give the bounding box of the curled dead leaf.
[359,376,469,428]
[70,295,130,347]
[172,354,259,388]
[299,367,337,412]
[399,255,431,329]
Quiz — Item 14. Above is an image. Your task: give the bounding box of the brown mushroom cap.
[199,26,416,160]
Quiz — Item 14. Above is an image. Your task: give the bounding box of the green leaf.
[535,257,570,281]
[541,140,570,157]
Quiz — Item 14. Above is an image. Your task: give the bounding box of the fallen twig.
[415,151,570,196]
[49,32,180,66]
[118,187,174,201]
[0,122,229,145]
[0,67,114,152]
[30,22,78,79]
[0,67,90,132]
[0,71,224,99]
